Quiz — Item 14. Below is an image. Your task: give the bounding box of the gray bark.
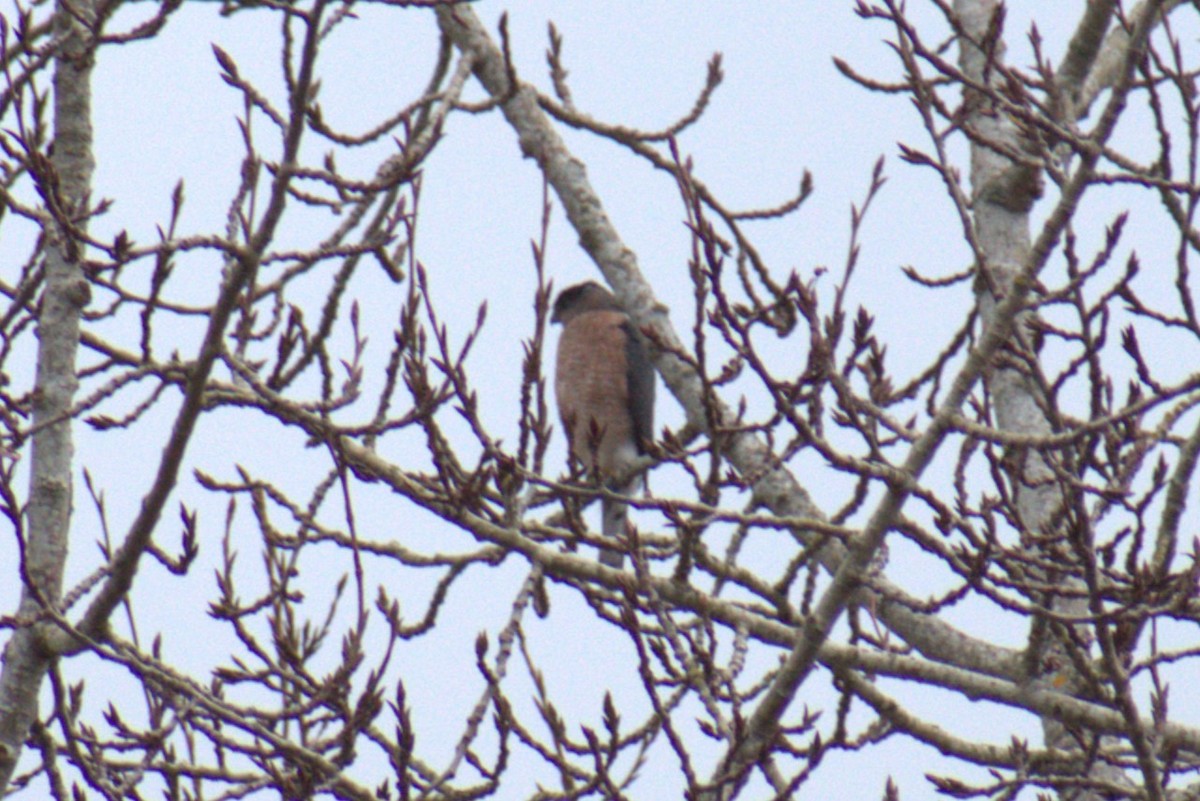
[955,0,1165,797]
[0,0,95,792]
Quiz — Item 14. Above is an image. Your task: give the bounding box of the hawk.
[552,281,655,567]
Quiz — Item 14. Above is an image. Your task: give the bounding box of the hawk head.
[551,281,620,325]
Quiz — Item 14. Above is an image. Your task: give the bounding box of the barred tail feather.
[599,496,626,568]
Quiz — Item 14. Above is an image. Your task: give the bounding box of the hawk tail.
[600,477,642,568]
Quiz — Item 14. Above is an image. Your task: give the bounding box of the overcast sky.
[2,2,1197,798]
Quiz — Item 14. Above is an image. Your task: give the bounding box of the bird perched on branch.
[552,281,655,567]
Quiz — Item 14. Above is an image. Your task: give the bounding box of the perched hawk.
[552,281,655,567]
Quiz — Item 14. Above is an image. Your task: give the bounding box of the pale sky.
[1,2,1196,798]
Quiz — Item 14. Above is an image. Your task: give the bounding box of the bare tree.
[1,1,1198,798]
